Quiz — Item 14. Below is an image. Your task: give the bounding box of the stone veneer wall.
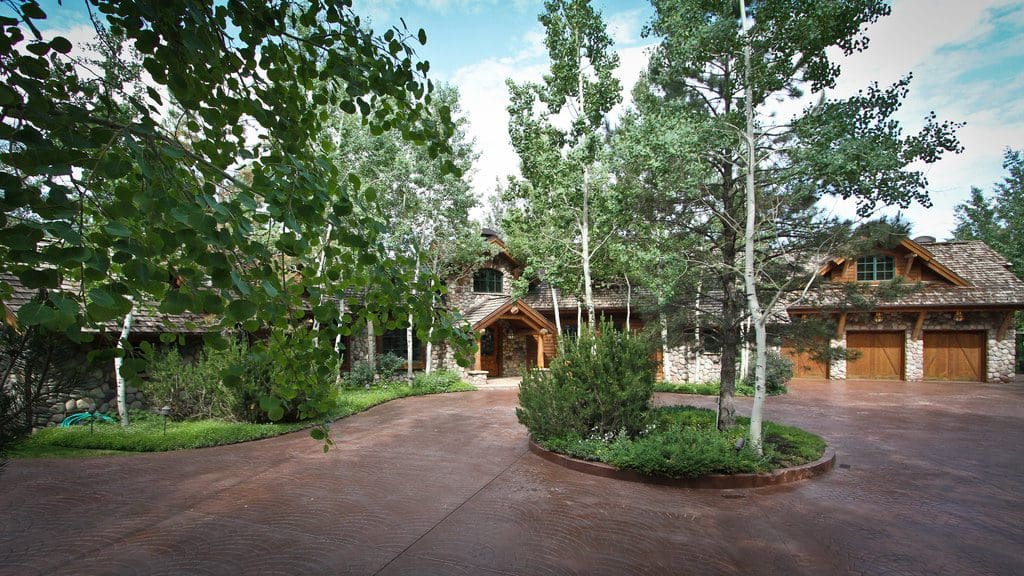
[500,325,530,377]
[831,311,1016,383]
[447,258,517,311]
[661,344,725,383]
[1,342,149,428]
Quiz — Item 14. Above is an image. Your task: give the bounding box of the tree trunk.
[576,36,596,334]
[366,318,375,365]
[407,251,420,380]
[625,274,632,332]
[552,284,561,334]
[718,196,740,430]
[740,0,766,454]
[114,303,134,427]
[659,305,671,382]
[425,293,436,374]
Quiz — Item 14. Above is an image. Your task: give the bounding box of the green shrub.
[376,353,405,376]
[540,406,826,478]
[229,327,340,423]
[412,370,463,392]
[741,351,793,394]
[517,321,656,441]
[141,341,245,420]
[345,360,376,389]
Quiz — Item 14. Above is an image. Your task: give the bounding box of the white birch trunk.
[576,33,596,334]
[114,303,134,427]
[311,223,334,346]
[692,280,702,382]
[366,318,375,365]
[407,252,420,380]
[625,275,632,332]
[659,304,671,382]
[550,286,562,335]
[740,0,767,455]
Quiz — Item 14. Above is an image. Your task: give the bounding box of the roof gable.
[818,238,968,287]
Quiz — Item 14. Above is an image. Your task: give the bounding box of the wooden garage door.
[924,331,985,382]
[782,339,828,378]
[847,331,904,380]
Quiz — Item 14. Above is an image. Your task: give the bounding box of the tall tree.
[505,0,621,333]
[637,0,962,431]
[0,0,473,427]
[953,148,1024,279]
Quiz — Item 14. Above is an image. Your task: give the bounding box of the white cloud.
[812,0,1024,237]
[605,8,646,46]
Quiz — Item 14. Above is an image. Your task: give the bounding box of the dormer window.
[857,255,895,281]
[473,268,503,293]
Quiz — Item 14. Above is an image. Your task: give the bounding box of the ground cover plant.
[10,371,473,458]
[540,406,826,478]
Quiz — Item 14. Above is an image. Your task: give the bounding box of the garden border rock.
[528,440,836,489]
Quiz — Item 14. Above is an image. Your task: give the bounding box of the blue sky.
[24,0,1024,239]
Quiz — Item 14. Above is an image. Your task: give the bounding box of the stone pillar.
[905,330,924,381]
[829,336,847,380]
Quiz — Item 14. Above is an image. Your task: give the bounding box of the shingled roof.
[1,272,216,334]
[789,240,1024,310]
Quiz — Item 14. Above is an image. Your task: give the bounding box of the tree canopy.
[0,0,475,423]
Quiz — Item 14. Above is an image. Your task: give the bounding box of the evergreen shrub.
[741,350,793,394]
[516,321,656,441]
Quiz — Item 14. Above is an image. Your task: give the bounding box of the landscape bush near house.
[411,370,464,392]
[141,341,244,420]
[142,328,341,424]
[376,353,406,377]
[517,322,656,441]
[740,351,794,395]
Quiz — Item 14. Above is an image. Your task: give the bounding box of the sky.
[27,0,1024,240]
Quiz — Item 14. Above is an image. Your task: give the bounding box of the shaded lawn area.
[9,382,475,458]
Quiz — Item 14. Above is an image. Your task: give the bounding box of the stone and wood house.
[782,237,1023,383]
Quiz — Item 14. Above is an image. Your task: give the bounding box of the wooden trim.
[898,238,969,286]
[997,312,1014,340]
[473,329,483,371]
[473,298,557,335]
[912,311,926,340]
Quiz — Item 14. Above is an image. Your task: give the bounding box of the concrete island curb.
[528,440,836,489]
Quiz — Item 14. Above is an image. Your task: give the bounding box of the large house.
[383,232,1023,384]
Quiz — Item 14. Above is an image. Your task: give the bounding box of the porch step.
[476,377,521,389]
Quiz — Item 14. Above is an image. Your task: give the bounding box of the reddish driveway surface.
[2,380,1023,575]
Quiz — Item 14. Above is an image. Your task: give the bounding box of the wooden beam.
[913,311,926,340]
[997,312,1015,340]
[473,330,483,371]
[835,312,847,339]
[534,334,545,368]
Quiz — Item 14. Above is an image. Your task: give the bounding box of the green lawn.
[9,381,475,459]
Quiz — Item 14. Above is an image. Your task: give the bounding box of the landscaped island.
[517,323,828,481]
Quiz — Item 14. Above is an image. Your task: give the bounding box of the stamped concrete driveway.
[1,379,1023,575]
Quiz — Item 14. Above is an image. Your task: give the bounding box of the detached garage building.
[785,237,1023,383]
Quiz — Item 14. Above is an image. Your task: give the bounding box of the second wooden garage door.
[924,331,985,381]
[847,331,904,380]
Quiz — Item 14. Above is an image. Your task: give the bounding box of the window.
[856,255,895,281]
[473,268,503,293]
[381,329,423,362]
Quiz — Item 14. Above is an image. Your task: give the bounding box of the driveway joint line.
[372,446,530,576]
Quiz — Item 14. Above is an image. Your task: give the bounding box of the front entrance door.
[479,325,502,377]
